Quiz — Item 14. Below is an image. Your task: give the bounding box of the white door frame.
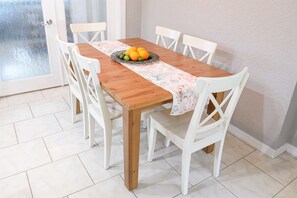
[0,0,63,97]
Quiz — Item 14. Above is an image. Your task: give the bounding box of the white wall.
[139,0,297,149]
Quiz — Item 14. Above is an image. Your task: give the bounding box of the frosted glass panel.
[0,0,50,82]
[64,0,107,42]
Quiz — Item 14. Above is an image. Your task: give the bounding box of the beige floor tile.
[29,97,69,117]
[164,149,227,186]
[0,139,51,179]
[42,86,69,98]
[0,124,17,149]
[132,158,185,198]
[69,175,135,198]
[55,110,83,131]
[78,141,124,183]
[176,177,235,198]
[0,173,32,198]
[217,159,283,198]
[0,97,8,109]
[245,150,297,185]
[0,104,32,126]
[221,133,255,165]
[15,114,62,143]
[7,91,44,106]
[275,178,297,198]
[27,155,93,198]
[44,127,91,161]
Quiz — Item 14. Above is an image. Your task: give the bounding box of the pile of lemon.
[118,47,150,61]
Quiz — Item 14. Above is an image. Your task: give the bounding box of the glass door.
[0,0,62,96]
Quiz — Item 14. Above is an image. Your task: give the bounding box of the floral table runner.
[92,40,199,115]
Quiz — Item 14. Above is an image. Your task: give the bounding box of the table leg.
[76,99,80,114]
[203,92,225,153]
[123,108,141,190]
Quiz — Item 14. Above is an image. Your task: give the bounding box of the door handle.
[41,19,53,26]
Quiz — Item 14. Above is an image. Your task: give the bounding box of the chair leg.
[213,140,224,177]
[104,127,112,170]
[82,106,89,139]
[181,151,192,195]
[146,118,150,147]
[165,138,170,147]
[70,93,77,123]
[88,114,95,148]
[147,122,157,162]
[142,120,147,129]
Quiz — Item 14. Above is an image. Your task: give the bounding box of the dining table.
[77,38,231,191]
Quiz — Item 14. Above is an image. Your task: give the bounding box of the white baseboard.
[228,124,297,158]
[287,143,297,157]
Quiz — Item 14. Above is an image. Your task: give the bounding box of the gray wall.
[291,128,297,147]
[139,0,297,149]
[280,83,297,147]
[288,83,297,147]
[126,0,142,38]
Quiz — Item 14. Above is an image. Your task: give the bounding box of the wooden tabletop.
[78,38,231,110]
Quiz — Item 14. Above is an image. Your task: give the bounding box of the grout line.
[244,158,285,186]
[77,155,95,184]
[27,103,35,119]
[53,113,65,132]
[42,138,53,162]
[67,174,120,197]
[11,130,62,145]
[173,193,181,198]
[119,174,137,198]
[62,95,71,109]
[273,177,297,197]
[26,172,34,198]
[221,149,256,169]
[0,159,51,182]
[40,90,46,98]
[213,177,239,198]
[0,144,101,183]
[12,122,19,144]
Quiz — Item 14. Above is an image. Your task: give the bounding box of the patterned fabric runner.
[92,40,199,115]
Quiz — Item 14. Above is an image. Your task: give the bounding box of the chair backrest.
[155,26,181,52]
[183,35,217,65]
[186,67,249,143]
[56,36,78,87]
[70,47,111,127]
[70,22,107,44]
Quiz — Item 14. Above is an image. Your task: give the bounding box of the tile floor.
[0,86,297,198]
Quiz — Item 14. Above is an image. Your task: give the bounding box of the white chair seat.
[151,109,222,149]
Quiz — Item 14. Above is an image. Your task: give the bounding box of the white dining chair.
[71,48,152,169]
[56,37,89,139]
[183,34,217,65]
[148,67,249,195]
[155,26,181,52]
[70,22,107,44]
